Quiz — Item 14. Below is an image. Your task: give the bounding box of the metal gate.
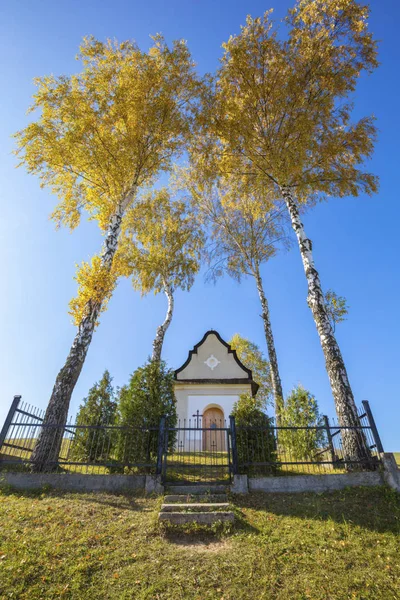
[160,416,233,485]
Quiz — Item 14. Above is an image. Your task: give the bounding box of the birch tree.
[14,36,199,470]
[115,188,204,362]
[192,1,378,463]
[179,170,288,423]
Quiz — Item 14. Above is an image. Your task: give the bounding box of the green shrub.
[232,394,277,474]
[279,385,325,461]
[69,370,117,463]
[115,360,177,469]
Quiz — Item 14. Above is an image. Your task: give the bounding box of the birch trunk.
[279,185,370,466]
[254,268,284,425]
[151,283,174,363]
[31,189,136,472]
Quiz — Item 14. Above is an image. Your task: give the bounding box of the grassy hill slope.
[0,486,399,599]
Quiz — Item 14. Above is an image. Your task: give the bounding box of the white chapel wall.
[174,383,252,424]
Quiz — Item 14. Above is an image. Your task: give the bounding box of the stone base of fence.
[231,474,249,493]
[0,472,163,494]
[247,472,384,494]
[231,471,385,494]
[232,452,400,494]
[2,454,398,496]
[380,452,400,492]
[145,474,164,495]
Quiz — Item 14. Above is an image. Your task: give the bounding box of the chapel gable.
[175,330,258,394]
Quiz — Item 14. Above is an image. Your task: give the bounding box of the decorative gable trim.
[174,378,259,397]
[174,330,258,396]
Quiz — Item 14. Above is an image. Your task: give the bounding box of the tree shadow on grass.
[231,486,400,535]
[0,483,151,512]
[163,530,231,550]
[76,492,152,512]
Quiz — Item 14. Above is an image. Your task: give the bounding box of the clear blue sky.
[0,1,399,450]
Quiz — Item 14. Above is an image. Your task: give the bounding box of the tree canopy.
[115,187,204,295]
[187,0,378,461]
[15,35,201,327]
[229,333,272,410]
[15,35,199,231]
[192,2,378,201]
[118,360,177,428]
[17,35,201,470]
[178,169,288,282]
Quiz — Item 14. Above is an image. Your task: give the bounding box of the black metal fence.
[233,402,383,476]
[0,396,384,478]
[0,397,160,474]
[161,417,231,484]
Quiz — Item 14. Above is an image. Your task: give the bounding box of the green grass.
[165,450,347,482]
[0,485,399,599]
[2,443,349,478]
[393,452,400,466]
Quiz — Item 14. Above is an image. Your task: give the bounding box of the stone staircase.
[159,484,235,525]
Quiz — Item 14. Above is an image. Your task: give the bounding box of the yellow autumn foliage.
[176,165,287,282]
[68,256,117,326]
[115,188,204,295]
[15,35,201,328]
[15,36,199,233]
[190,0,378,202]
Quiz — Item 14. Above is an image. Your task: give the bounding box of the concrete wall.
[4,471,383,495]
[381,453,400,492]
[0,472,146,493]
[247,471,384,493]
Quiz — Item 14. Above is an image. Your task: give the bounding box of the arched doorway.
[202,406,226,451]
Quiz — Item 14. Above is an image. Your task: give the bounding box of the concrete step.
[164,494,228,503]
[158,511,235,525]
[160,503,230,512]
[165,484,229,495]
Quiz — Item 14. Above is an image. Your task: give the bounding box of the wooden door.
[202,407,226,452]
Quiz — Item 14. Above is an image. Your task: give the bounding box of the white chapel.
[173,330,259,428]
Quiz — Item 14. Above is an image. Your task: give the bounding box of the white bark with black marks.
[152,283,174,363]
[31,188,137,471]
[280,186,370,465]
[254,267,284,425]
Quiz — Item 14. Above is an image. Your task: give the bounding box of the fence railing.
[161,418,231,484]
[0,396,384,477]
[0,397,160,474]
[232,401,383,476]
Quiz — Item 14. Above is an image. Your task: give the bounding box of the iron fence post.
[0,395,21,451]
[156,416,166,475]
[323,415,337,464]
[362,400,384,453]
[229,415,238,475]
